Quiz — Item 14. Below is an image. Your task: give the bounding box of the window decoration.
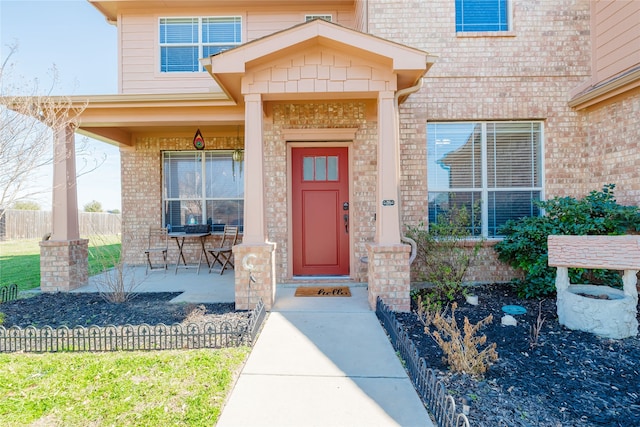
[232,149,243,178]
[193,129,205,150]
[427,122,543,237]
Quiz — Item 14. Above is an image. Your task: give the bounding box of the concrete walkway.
[216,286,435,427]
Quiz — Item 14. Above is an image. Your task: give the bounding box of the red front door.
[292,147,349,276]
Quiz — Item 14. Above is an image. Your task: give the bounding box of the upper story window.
[159,17,241,72]
[455,0,509,32]
[427,122,543,238]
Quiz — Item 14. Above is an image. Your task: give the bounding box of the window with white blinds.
[159,17,241,72]
[163,151,244,232]
[455,0,510,32]
[427,122,543,237]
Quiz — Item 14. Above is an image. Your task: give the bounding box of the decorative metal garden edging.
[0,283,18,303]
[376,297,470,427]
[0,298,266,353]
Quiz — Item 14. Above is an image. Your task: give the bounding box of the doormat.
[294,286,352,297]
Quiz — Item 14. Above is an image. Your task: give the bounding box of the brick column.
[233,243,276,310]
[366,242,411,312]
[40,239,89,292]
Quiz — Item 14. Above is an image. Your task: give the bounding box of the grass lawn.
[0,347,249,426]
[0,235,121,291]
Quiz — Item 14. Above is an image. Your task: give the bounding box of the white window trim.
[158,16,242,73]
[427,121,545,238]
[455,0,513,35]
[162,151,244,230]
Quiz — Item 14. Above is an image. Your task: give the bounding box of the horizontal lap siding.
[594,1,640,84]
[120,7,355,94]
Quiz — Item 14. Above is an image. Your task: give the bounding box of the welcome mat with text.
[294,286,352,297]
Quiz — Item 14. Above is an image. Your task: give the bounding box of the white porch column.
[243,93,266,244]
[375,90,401,244]
[235,93,275,310]
[51,124,80,241]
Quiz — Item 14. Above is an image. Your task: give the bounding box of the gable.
[201,19,436,103]
[242,46,396,99]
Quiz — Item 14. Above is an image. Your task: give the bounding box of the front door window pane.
[327,156,338,181]
[315,157,327,181]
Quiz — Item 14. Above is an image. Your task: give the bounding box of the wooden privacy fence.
[0,209,121,240]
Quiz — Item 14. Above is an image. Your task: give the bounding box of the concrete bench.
[548,235,639,339]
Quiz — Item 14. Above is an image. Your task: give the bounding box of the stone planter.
[548,235,640,339]
[556,284,638,339]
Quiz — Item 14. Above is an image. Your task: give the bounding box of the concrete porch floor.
[73,265,236,303]
[74,265,366,305]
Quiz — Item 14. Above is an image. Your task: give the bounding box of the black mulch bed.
[0,292,249,329]
[2,287,639,426]
[396,283,640,427]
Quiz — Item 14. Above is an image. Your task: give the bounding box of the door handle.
[343,214,349,234]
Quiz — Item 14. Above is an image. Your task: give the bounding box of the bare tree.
[0,44,103,219]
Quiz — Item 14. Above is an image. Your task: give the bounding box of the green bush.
[407,204,483,305]
[494,184,640,298]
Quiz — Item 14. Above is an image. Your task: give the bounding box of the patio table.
[169,232,211,274]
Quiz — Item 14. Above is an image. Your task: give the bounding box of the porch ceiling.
[70,93,244,146]
[201,19,437,103]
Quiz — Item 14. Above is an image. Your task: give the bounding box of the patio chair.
[144,226,168,274]
[208,225,239,274]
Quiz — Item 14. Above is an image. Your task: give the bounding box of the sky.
[0,0,121,211]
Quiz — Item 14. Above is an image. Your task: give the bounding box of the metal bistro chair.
[208,225,239,274]
[144,226,168,274]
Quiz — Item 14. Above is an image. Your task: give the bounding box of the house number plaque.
[382,199,395,206]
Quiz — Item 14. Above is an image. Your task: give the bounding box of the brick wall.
[121,136,243,265]
[116,0,640,291]
[268,102,376,281]
[582,92,640,205]
[368,0,594,206]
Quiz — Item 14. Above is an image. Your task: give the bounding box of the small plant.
[414,293,444,328]
[495,184,640,298]
[407,202,483,305]
[184,303,208,323]
[0,312,5,325]
[89,222,143,303]
[529,300,546,349]
[428,302,498,378]
[94,260,142,303]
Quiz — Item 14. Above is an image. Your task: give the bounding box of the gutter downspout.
[394,78,424,265]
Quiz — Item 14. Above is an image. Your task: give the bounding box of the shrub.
[494,184,640,298]
[407,203,483,305]
[428,302,498,378]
